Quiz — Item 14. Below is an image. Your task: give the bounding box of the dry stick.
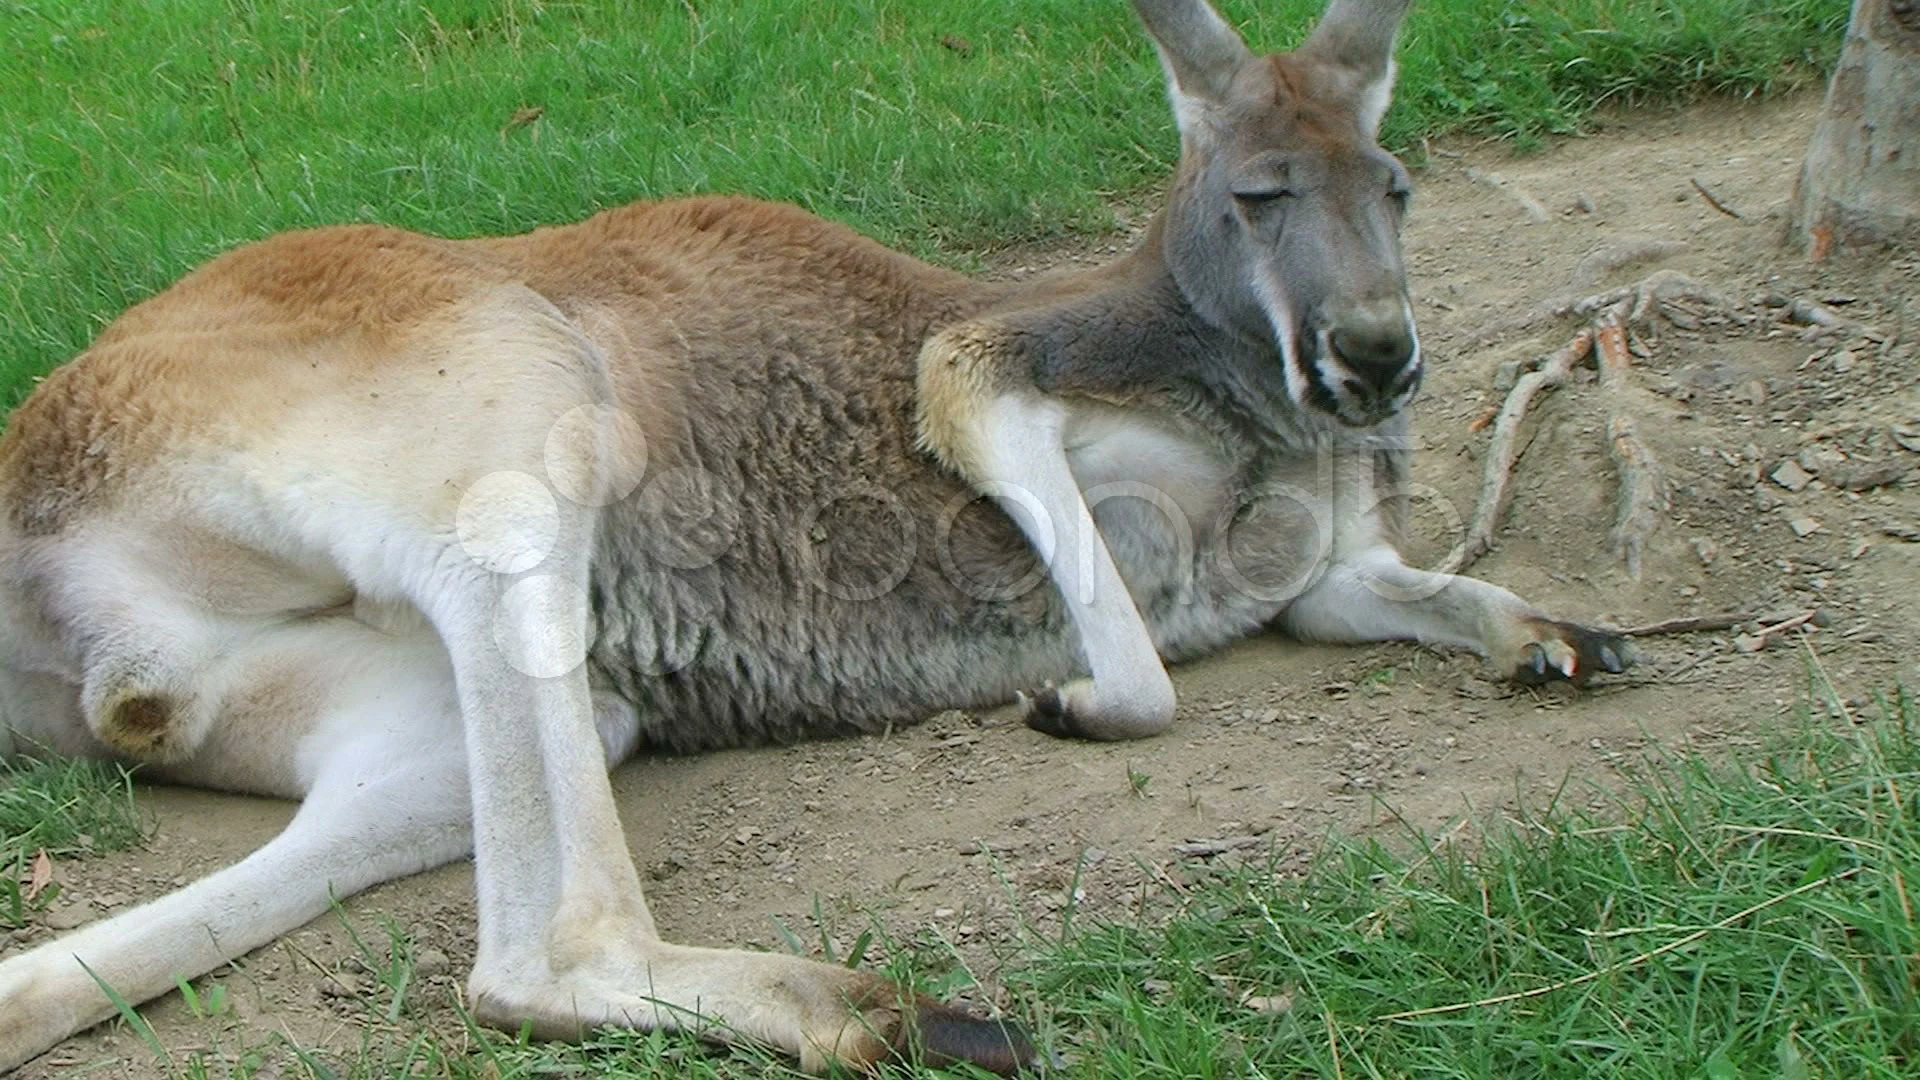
[1464,167,1550,224]
[1325,1009,1347,1080]
[1594,304,1666,578]
[1689,177,1745,219]
[1619,612,1747,637]
[1461,329,1594,570]
[1743,610,1819,650]
[1639,610,1815,682]
[1376,866,1864,1024]
[1783,296,1852,329]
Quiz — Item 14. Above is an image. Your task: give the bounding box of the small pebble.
[1771,460,1813,492]
[414,948,451,980]
[42,904,92,931]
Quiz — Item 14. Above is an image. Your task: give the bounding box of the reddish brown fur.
[0,199,992,543]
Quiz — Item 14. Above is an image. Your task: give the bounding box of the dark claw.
[1513,643,1554,685]
[1513,617,1638,687]
[901,999,1041,1075]
[1021,683,1081,739]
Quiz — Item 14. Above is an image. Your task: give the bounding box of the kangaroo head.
[1138,0,1419,428]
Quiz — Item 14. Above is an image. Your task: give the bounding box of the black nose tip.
[1330,324,1416,396]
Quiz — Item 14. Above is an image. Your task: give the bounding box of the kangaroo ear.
[1132,0,1253,131]
[1299,0,1414,136]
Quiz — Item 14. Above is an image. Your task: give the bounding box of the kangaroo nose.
[1329,318,1416,397]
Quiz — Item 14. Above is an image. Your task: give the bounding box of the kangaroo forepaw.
[1017,678,1175,741]
[1018,683,1079,738]
[1510,618,1636,686]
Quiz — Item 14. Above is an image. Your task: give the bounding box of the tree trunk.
[1789,0,1920,258]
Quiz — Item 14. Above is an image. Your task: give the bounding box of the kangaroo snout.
[1328,308,1417,398]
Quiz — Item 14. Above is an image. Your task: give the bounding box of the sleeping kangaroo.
[0,0,1632,1072]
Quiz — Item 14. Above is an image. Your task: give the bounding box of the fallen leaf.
[1240,990,1294,1014]
[25,850,53,902]
[500,105,544,140]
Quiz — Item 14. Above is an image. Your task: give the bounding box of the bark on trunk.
[1789,0,1920,258]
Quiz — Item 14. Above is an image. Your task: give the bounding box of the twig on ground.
[1464,167,1549,224]
[1656,650,1715,683]
[1149,861,1191,897]
[1781,296,1850,329]
[1637,609,1816,678]
[1689,177,1745,219]
[1173,836,1266,859]
[1460,329,1594,569]
[1734,610,1819,653]
[1620,612,1747,637]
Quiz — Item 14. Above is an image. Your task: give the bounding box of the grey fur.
[577,0,1426,751]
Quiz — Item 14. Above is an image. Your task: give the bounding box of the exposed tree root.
[1461,272,1711,575]
[1461,329,1592,569]
[1563,269,1729,323]
[1467,238,1689,345]
[1593,303,1667,577]
[1463,270,1882,577]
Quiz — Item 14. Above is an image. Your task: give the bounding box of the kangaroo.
[0,0,1633,1072]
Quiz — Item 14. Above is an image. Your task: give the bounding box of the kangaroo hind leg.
[0,614,471,1072]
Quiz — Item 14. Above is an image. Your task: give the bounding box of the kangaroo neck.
[959,220,1313,451]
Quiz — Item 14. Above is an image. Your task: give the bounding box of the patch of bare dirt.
[11,91,1920,1075]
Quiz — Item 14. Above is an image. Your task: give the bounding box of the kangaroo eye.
[1231,187,1295,206]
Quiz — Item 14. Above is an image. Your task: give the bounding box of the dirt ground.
[10,91,1920,1075]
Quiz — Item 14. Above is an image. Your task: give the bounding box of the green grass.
[0,754,142,859]
[1025,686,1920,1078]
[0,755,142,927]
[0,0,1847,410]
